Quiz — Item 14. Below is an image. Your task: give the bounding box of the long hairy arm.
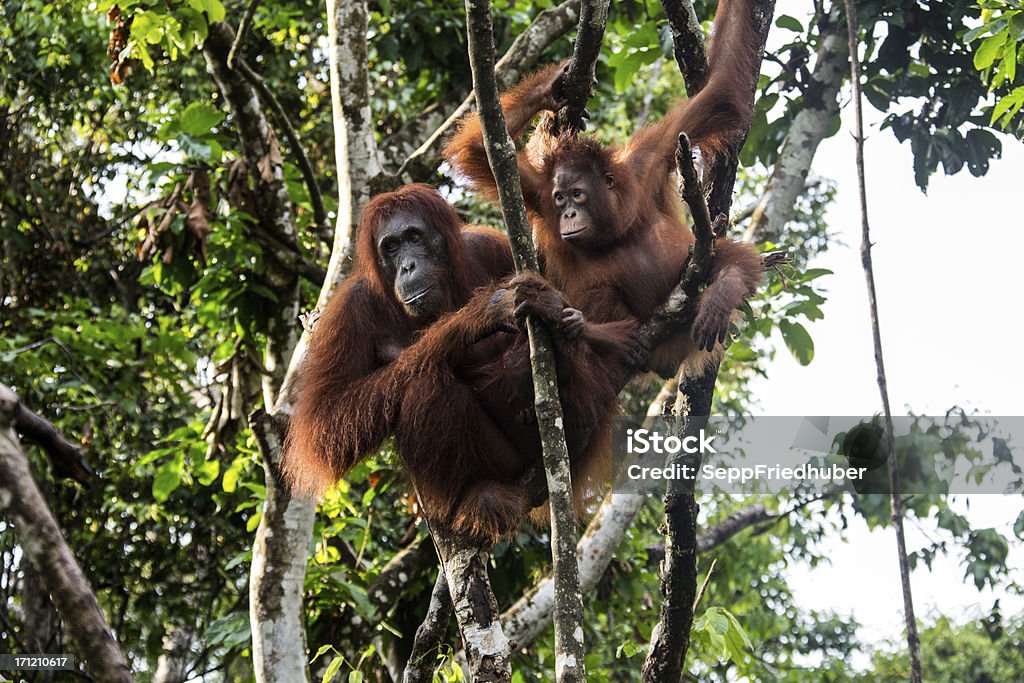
[622,0,759,188]
[444,63,565,204]
[282,282,407,497]
[282,282,518,498]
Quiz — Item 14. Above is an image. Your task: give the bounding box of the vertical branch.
[403,570,453,683]
[227,0,262,69]
[842,2,923,680]
[643,3,774,679]
[640,137,717,683]
[462,1,587,681]
[431,531,512,681]
[555,0,610,133]
[659,0,710,93]
[203,23,313,683]
[323,0,382,294]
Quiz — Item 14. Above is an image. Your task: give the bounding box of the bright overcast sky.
[751,1,1024,654]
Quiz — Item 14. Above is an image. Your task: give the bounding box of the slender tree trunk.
[743,1,847,244]
[462,1,587,679]
[204,23,313,682]
[242,0,385,674]
[842,2,923,679]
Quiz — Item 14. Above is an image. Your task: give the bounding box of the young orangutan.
[445,0,764,379]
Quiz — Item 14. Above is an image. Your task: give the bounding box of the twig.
[235,59,331,238]
[692,558,717,615]
[842,1,923,680]
[635,135,717,351]
[463,0,586,680]
[227,0,262,70]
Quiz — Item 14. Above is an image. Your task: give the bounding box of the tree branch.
[642,3,775,678]
[227,0,262,70]
[0,384,132,683]
[659,0,710,94]
[13,401,94,487]
[554,0,610,133]
[640,135,718,683]
[463,1,585,680]
[842,1,922,680]
[431,527,512,680]
[403,570,454,683]
[235,59,331,239]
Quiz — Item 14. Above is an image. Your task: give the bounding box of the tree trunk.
[0,384,133,683]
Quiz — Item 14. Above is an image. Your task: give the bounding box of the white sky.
[747,7,1024,654]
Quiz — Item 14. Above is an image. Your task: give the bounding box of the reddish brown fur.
[282,184,513,498]
[445,0,764,378]
[393,277,635,540]
[283,185,638,543]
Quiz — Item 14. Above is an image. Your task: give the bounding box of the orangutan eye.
[572,189,583,200]
[553,192,564,203]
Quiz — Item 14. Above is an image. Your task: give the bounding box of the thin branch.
[235,59,331,238]
[13,402,94,487]
[659,0,711,93]
[227,0,262,69]
[842,1,922,680]
[641,135,718,683]
[692,558,717,615]
[555,0,610,133]
[463,0,586,680]
[403,570,453,683]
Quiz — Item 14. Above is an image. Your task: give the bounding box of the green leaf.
[179,102,225,136]
[195,459,220,486]
[153,452,185,502]
[322,655,344,683]
[974,30,1007,70]
[775,15,803,33]
[779,319,814,365]
[179,134,214,162]
[991,87,1024,126]
[312,645,335,663]
[222,461,242,492]
[1014,510,1024,540]
[188,0,227,23]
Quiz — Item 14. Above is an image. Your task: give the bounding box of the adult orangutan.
[283,184,639,542]
[445,0,764,379]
